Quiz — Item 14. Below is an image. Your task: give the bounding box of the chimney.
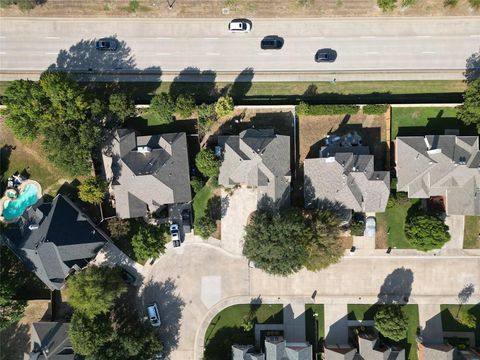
[424,137,431,150]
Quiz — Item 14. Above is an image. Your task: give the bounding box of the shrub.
[78,177,107,205]
[107,218,130,240]
[469,0,480,8]
[175,94,195,118]
[401,0,416,6]
[127,0,139,12]
[109,92,136,122]
[457,310,476,328]
[215,96,234,117]
[190,177,205,194]
[374,305,408,342]
[297,102,359,116]
[350,213,365,236]
[395,192,410,206]
[195,216,216,239]
[387,195,396,209]
[363,104,389,115]
[405,211,450,251]
[444,0,458,6]
[195,149,220,178]
[197,103,216,135]
[149,92,175,124]
[131,224,168,262]
[378,0,397,10]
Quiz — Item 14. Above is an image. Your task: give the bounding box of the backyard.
[203,303,283,360]
[464,216,480,249]
[305,304,325,360]
[440,304,480,346]
[347,304,420,360]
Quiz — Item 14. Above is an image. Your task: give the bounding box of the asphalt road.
[1,17,480,81]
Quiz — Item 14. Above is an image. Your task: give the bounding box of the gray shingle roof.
[304,146,390,213]
[324,346,357,360]
[358,334,391,360]
[106,129,192,219]
[395,135,480,215]
[218,129,291,207]
[2,195,108,290]
[30,322,75,359]
[422,344,454,360]
[232,337,311,360]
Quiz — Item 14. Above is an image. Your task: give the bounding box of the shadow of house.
[229,67,254,102]
[396,112,477,138]
[140,278,185,357]
[0,322,31,360]
[169,67,218,103]
[465,49,480,83]
[377,267,414,305]
[0,145,13,192]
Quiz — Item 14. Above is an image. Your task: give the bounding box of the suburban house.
[103,129,192,219]
[324,345,357,359]
[304,142,390,214]
[395,135,480,215]
[29,321,75,359]
[1,195,109,290]
[218,128,291,207]
[232,336,312,360]
[418,343,454,360]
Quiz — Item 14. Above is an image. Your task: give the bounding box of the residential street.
[1,17,479,81]
[138,241,480,360]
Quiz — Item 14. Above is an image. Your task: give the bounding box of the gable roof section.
[395,135,480,215]
[108,129,192,219]
[2,195,108,290]
[30,322,75,359]
[324,346,357,360]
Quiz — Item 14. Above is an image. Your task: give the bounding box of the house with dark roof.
[29,322,77,360]
[103,129,192,219]
[304,144,390,213]
[218,129,291,207]
[232,336,312,360]
[395,135,480,215]
[1,195,108,290]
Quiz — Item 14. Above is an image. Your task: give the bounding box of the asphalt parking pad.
[201,275,221,308]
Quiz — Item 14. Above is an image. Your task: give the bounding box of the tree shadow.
[229,67,254,101]
[169,67,218,103]
[0,145,13,192]
[207,195,222,221]
[204,326,252,360]
[0,322,30,360]
[377,267,414,305]
[465,49,480,83]
[140,278,185,357]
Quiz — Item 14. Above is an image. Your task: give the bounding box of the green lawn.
[348,304,419,360]
[305,304,324,359]
[391,107,476,139]
[464,216,480,249]
[203,304,283,360]
[440,304,480,346]
[192,178,216,220]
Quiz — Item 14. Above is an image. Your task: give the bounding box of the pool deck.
[0,179,42,223]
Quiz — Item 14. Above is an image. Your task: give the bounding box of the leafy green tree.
[78,177,107,205]
[190,177,205,194]
[374,305,408,342]
[458,79,480,132]
[194,216,216,239]
[131,224,168,262]
[150,92,175,124]
[214,95,234,117]
[243,209,312,276]
[175,94,196,118]
[69,312,113,356]
[405,211,450,251]
[457,310,476,328]
[469,0,480,8]
[109,92,136,123]
[107,218,131,239]
[377,0,396,10]
[67,266,127,319]
[195,149,219,178]
[0,0,37,10]
[197,103,216,135]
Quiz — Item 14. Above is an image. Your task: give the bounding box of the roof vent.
[325,157,335,163]
[28,224,39,230]
[352,166,357,171]
[427,148,442,155]
[376,174,380,180]
[137,146,151,154]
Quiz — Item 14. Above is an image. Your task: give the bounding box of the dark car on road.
[95,38,118,51]
[315,48,337,62]
[260,36,284,50]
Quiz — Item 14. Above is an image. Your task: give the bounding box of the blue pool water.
[2,184,39,221]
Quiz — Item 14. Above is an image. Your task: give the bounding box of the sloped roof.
[2,195,108,290]
[395,135,480,215]
[324,346,357,360]
[232,337,312,360]
[422,344,454,360]
[30,322,75,359]
[304,146,390,213]
[218,129,291,206]
[107,129,191,219]
[358,334,391,360]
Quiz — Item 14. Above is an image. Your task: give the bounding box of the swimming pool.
[2,183,39,221]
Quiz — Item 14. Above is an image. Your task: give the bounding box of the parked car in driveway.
[170,223,181,248]
[315,48,337,62]
[147,303,161,327]
[228,19,252,33]
[365,217,376,238]
[95,38,118,51]
[260,36,284,50]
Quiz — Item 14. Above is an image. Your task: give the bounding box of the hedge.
[363,104,389,115]
[297,102,359,116]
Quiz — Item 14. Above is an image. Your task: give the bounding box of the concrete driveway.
[220,187,258,256]
[443,215,465,249]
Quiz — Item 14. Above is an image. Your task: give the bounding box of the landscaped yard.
[192,178,217,220]
[391,107,476,139]
[464,216,480,249]
[203,303,283,360]
[348,304,419,360]
[305,304,325,359]
[440,304,480,346]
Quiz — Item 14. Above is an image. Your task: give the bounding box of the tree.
[109,92,136,123]
[194,216,216,239]
[67,266,127,319]
[149,92,175,124]
[214,95,234,117]
[69,312,113,356]
[195,149,219,178]
[131,224,168,262]
[243,209,312,276]
[405,211,450,251]
[377,0,396,10]
[458,79,480,132]
[78,177,107,205]
[107,218,131,239]
[175,94,196,118]
[0,0,37,10]
[190,177,205,194]
[197,103,216,136]
[374,305,408,342]
[458,310,476,328]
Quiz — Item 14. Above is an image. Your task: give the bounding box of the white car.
[147,303,161,327]
[365,217,376,238]
[228,19,251,33]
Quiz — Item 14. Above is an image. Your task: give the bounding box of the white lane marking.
[360,36,376,39]
[45,52,58,55]
[416,35,432,38]
[156,52,171,56]
[205,37,219,40]
[206,52,220,56]
[422,51,436,54]
[470,34,480,38]
[45,36,60,39]
[157,37,171,40]
[364,51,379,54]
[310,36,325,39]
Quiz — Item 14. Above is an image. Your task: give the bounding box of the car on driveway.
[365,217,376,238]
[315,48,337,62]
[95,38,118,51]
[147,302,161,327]
[228,19,252,33]
[170,223,181,248]
[260,36,284,50]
